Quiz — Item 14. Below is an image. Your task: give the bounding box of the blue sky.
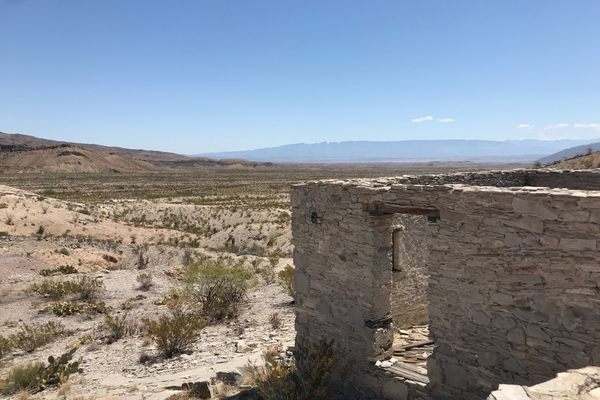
[1,0,599,153]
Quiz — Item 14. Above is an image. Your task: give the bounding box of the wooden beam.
[364,202,440,217]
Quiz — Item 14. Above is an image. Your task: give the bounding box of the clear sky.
[1,0,599,153]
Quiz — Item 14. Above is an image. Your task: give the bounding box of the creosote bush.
[142,306,205,358]
[246,340,337,400]
[0,348,82,395]
[277,265,294,298]
[32,276,104,301]
[184,260,252,322]
[1,321,66,356]
[103,313,136,344]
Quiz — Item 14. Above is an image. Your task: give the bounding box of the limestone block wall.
[292,171,600,400]
[424,186,600,399]
[525,169,600,190]
[291,180,396,395]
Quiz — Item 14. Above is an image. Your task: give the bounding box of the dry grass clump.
[0,348,82,395]
[183,260,252,322]
[142,306,205,358]
[246,340,337,400]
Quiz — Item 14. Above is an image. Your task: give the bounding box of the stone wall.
[526,169,600,190]
[425,185,600,399]
[291,170,600,400]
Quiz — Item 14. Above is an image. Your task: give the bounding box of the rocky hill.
[546,152,600,170]
[0,132,270,172]
[537,141,600,165]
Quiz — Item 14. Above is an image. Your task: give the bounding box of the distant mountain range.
[0,132,270,172]
[538,141,600,165]
[198,139,599,163]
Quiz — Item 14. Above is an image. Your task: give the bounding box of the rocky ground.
[0,185,295,399]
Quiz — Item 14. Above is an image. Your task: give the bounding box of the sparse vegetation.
[269,313,282,330]
[142,306,205,358]
[32,276,104,301]
[136,272,153,291]
[0,322,66,356]
[103,313,136,344]
[246,340,338,400]
[0,348,82,395]
[183,260,252,322]
[42,300,108,317]
[278,265,295,298]
[39,265,78,277]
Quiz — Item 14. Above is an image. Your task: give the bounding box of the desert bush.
[136,272,153,291]
[182,248,194,267]
[184,261,252,322]
[142,306,205,358]
[0,348,82,395]
[32,276,103,301]
[75,276,104,301]
[269,313,282,330]
[246,340,337,400]
[135,246,149,269]
[277,265,294,298]
[39,265,78,277]
[42,300,108,317]
[10,321,65,353]
[56,247,70,256]
[103,313,136,344]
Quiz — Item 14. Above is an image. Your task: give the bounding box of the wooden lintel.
[364,202,440,217]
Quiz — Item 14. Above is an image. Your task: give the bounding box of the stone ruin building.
[290,169,600,400]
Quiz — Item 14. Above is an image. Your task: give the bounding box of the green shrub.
[247,340,337,400]
[278,265,294,298]
[0,348,82,395]
[39,265,78,277]
[142,306,204,358]
[184,261,252,322]
[57,247,70,256]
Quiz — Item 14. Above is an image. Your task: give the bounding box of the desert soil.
[0,183,294,400]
